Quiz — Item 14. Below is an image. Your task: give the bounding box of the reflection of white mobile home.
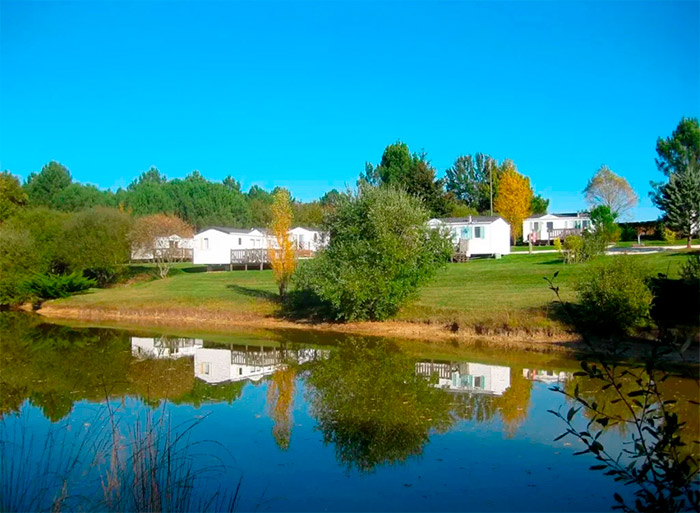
[522,368,570,384]
[131,337,203,359]
[415,361,511,395]
[428,216,511,257]
[194,346,328,384]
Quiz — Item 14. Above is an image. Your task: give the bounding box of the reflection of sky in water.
[2,329,682,511]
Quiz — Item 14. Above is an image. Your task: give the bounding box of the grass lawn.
[511,245,556,252]
[397,251,690,330]
[52,251,693,332]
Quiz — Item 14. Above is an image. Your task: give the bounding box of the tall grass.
[1,399,240,512]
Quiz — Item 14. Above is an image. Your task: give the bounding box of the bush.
[292,184,452,321]
[553,237,562,253]
[563,233,606,264]
[680,252,700,280]
[620,225,638,242]
[562,235,583,263]
[663,227,676,244]
[575,257,653,334]
[24,272,97,301]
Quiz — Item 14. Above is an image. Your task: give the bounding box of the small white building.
[288,226,327,253]
[193,227,267,265]
[522,212,592,244]
[193,226,327,266]
[428,216,511,257]
[131,234,194,261]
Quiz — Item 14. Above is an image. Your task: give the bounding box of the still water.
[1,314,698,511]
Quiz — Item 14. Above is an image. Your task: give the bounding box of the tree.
[24,161,72,207]
[493,161,533,243]
[530,194,549,215]
[130,214,194,278]
[51,183,114,212]
[590,205,621,243]
[59,207,133,285]
[652,118,700,248]
[583,165,638,219]
[0,171,28,221]
[363,142,451,217]
[293,184,452,321]
[444,153,500,213]
[269,188,296,298]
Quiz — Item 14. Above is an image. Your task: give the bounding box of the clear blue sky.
[1,1,698,220]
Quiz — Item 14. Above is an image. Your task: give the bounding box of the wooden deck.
[228,248,318,270]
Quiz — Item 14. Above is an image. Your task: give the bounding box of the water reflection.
[1,314,697,512]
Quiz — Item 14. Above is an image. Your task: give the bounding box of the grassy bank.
[41,252,692,341]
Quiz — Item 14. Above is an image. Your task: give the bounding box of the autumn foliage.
[129,214,193,278]
[269,189,296,298]
[493,161,533,243]
[266,366,296,450]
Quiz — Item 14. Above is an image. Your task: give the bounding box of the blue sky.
[1,1,698,220]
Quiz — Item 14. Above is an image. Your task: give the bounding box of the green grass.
[52,252,693,331]
[397,251,689,330]
[511,245,556,252]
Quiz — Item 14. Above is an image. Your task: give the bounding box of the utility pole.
[489,161,493,216]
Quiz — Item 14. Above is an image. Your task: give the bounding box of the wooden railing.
[548,228,583,240]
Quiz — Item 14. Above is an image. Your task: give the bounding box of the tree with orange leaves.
[493,161,533,243]
[268,188,296,298]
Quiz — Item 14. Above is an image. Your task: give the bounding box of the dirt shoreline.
[37,304,584,354]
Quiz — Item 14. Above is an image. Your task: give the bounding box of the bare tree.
[130,214,194,278]
[583,165,638,219]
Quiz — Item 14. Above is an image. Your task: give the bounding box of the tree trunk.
[688,235,692,249]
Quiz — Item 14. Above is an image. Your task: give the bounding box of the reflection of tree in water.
[451,368,532,436]
[305,339,453,472]
[495,371,532,436]
[0,314,132,421]
[266,366,296,450]
[0,314,247,420]
[563,366,700,463]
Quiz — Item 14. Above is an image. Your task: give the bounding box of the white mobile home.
[193,225,327,266]
[193,227,266,265]
[130,234,194,261]
[428,216,511,257]
[288,226,327,253]
[522,212,591,243]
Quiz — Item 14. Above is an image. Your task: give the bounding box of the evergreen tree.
[651,117,700,248]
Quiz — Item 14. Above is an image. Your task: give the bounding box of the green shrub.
[680,253,700,281]
[563,235,583,263]
[0,274,30,309]
[663,227,676,244]
[563,233,606,264]
[292,184,452,321]
[575,257,653,334]
[24,272,97,300]
[553,237,562,253]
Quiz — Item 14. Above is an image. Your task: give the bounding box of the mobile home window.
[203,238,209,249]
[474,226,486,239]
[238,237,242,245]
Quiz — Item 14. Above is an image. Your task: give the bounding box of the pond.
[1,313,698,512]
